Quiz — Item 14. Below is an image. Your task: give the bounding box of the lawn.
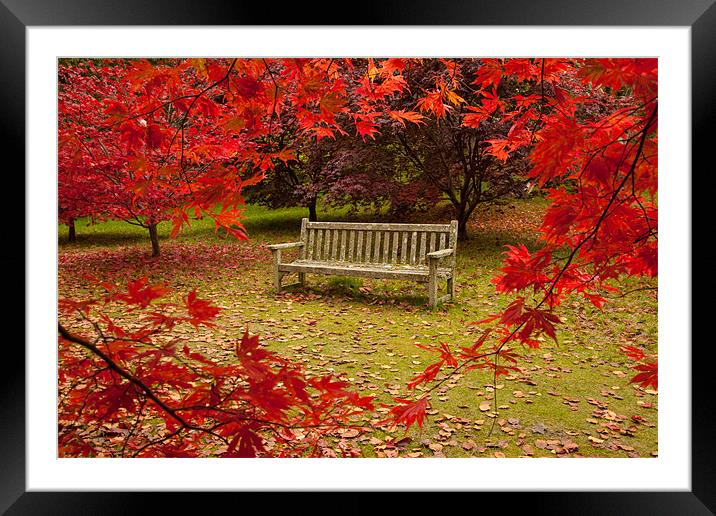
[57,198,658,458]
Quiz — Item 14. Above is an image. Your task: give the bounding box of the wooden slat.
[364,232,372,263]
[382,231,390,264]
[391,232,399,263]
[448,220,458,269]
[339,230,347,261]
[419,232,427,264]
[315,229,323,260]
[330,229,339,260]
[348,230,355,262]
[410,231,418,265]
[323,229,331,260]
[307,229,316,260]
[401,231,409,264]
[356,231,364,262]
[299,218,307,260]
[429,232,436,253]
[373,231,382,263]
[439,233,446,250]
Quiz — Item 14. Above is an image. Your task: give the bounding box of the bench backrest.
[299,219,458,269]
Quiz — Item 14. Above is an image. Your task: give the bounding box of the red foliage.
[59,57,658,439]
[621,346,658,389]
[58,279,374,457]
[59,58,428,246]
[386,58,657,431]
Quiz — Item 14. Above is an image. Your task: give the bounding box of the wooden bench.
[267,219,458,309]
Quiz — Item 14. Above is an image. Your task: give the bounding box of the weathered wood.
[315,229,323,260]
[307,229,316,260]
[373,231,382,263]
[299,221,307,287]
[391,232,399,263]
[279,261,452,282]
[330,229,339,260]
[356,231,364,262]
[323,228,331,260]
[348,230,355,262]
[299,218,308,259]
[271,219,458,307]
[272,249,283,292]
[418,232,427,265]
[448,220,458,269]
[339,230,347,261]
[266,241,304,250]
[401,232,408,264]
[306,221,452,232]
[427,248,453,259]
[428,256,438,309]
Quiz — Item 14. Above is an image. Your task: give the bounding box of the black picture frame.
[4,1,711,514]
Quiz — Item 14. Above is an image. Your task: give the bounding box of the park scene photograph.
[57,57,658,459]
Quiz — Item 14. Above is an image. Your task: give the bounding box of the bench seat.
[278,260,454,282]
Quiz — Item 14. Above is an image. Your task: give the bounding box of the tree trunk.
[307,199,318,222]
[457,219,469,241]
[454,206,470,241]
[148,223,160,257]
[68,218,76,242]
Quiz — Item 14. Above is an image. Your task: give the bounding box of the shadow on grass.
[58,232,153,248]
[277,275,454,311]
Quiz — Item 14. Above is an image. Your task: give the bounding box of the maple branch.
[109,94,197,128]
[535,105,657,310]
[58,323,228,445]
[121,395,148,457]
[131,427,185,457]
[262,58,280,138]
[400,105,658,429]
[527,58,546,145]
[160,58,238,191]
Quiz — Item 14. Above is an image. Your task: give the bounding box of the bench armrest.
[427,248,454,260]
[266,242,305,250]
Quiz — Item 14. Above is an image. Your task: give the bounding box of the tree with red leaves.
[59,58,426,253]
[58,57,658,451]
[382,58,658,431]
[58,278,375,457]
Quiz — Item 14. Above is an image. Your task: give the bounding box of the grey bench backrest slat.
[302,220,457,268]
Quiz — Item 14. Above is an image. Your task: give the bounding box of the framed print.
[5,0,712,513]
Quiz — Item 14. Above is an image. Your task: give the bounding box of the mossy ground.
[58,198,658,458]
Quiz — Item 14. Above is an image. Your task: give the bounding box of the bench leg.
[447,276,455,301]
[428,267,438,310]
[272,249,282,293]
[298,272,305,287]
[274,272,284,293]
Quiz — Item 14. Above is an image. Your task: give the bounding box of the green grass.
[58,197,658,458]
